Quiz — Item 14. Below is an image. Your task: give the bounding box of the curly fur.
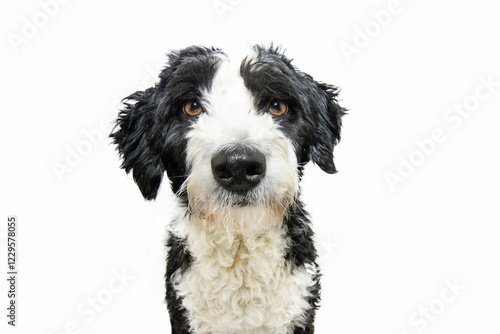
[111,44,345,334]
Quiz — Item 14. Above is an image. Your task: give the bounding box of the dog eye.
[268,100,288,117]
[183,100,203,117]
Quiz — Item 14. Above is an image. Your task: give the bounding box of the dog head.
[111,45,345,231]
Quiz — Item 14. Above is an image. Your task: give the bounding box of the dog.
[111,44,345,334]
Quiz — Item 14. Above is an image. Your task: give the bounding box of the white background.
[1,0,499,333]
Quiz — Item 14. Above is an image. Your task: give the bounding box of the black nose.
[211,147,266,192]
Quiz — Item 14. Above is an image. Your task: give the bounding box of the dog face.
[112,45,344,231]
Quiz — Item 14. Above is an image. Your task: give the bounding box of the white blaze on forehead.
[199,55,264,141]
[188,55,286,161]
[206,54,254,113]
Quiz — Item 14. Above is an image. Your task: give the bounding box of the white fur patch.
[171,217,313,334]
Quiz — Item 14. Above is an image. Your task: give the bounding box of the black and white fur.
[111,45,345,334]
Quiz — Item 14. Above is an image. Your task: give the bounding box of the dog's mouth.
[183,179,299,232]
[212,191,256,209]
[232,197,249,206]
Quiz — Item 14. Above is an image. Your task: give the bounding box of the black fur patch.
[111,46,223,199]
[165,234,193,333]
[284,199,321,333]
[240,45,346,174]
[284,200,317,268]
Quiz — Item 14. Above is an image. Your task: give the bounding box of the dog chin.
[188,195,287,233]
[224,190,261,206]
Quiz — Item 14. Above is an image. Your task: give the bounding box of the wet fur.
[111,45,345,333]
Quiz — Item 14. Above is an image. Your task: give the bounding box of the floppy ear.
[110,87,164,200]
[309,82,346,174]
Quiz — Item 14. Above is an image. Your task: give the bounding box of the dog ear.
[110,87,164,200]
[309,82,346,174]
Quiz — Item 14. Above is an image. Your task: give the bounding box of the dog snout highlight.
[211,147,266,192]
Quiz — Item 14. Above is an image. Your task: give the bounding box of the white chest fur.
[171,219,313,334]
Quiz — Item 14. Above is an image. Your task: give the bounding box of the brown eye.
[183,100,203,116]
[269,100,287,116]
